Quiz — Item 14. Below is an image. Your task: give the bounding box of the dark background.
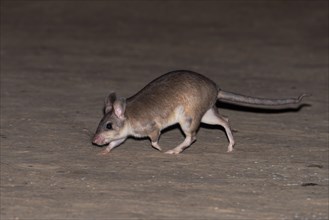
[1,1,328,219]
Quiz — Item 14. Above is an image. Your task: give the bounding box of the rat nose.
[92,134,103,145]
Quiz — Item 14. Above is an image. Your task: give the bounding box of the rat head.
[92,92,128,146]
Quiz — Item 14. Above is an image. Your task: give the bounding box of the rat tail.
[217,90,308,106]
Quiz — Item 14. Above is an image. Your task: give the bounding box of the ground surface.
[1,1,328,220]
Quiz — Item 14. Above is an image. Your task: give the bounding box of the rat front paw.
[97,149,110,156]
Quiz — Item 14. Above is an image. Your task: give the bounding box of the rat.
[92,70,307,155]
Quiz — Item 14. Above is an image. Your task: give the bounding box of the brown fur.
[126,71,217,134]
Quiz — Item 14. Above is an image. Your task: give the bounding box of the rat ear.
[113,97,126,119]
[104,92,117,114]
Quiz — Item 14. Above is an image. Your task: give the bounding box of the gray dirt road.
[1,1,328,219]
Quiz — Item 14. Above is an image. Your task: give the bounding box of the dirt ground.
[1,1,328,220]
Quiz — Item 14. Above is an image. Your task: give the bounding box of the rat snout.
[92,134,107,146]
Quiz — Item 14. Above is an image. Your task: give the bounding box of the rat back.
[125,70,218,133]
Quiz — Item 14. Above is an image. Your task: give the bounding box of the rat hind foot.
[165,135,196,154]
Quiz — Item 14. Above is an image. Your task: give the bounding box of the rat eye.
[106,123,113,130]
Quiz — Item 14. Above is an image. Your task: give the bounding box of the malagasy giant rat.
[92,70,306,155]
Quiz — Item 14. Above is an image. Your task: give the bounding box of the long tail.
[217,90,308,106]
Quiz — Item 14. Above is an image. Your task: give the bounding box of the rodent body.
[93,70,306,154]
[126,72,218,138]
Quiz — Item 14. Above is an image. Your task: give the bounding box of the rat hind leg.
[201,107,235,152]
[165,117,198,154]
